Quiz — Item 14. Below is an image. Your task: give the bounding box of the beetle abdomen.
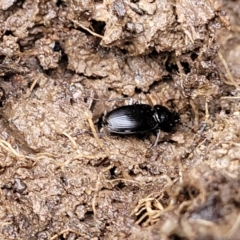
[103,104,157,134]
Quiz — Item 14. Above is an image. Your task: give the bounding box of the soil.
[0,0,239,239]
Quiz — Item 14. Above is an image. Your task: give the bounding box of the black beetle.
[102,104,180,145]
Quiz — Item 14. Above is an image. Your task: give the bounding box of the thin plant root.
[0,139,26,160]
[62,131,78,149]
[70,18,103,39]
[131,194,176,226]
[73,153,107,160]
[177,200,192,214]
[61,131,107,162]
[0,138,67,168]
[92,164,114,219]
[220,96,240,99]
[50,228,84,240]
[218,51,239,88]
[29,77,39,93]
[204,98,214,126]
[158,175,175,186]
[106,178,139,184]
[227,211,240,239]
[131,182,198,227]
[36,152,57,158]
[34,155,66,171]
[176,60,185,75]
[189,99,199,130]
[87,117,110,156]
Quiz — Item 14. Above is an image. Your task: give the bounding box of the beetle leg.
[128,98,134,105]
[152,130,161,147]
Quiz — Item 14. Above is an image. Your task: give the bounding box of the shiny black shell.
[103,104,180,134]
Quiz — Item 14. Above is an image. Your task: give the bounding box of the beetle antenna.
[180,122,196,133]
[146,94,154,107]
[87,96,132,102]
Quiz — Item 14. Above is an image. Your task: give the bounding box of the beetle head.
[154,105,181,132]
[172,110,181,124]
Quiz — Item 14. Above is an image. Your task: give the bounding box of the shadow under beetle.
[102,104,181,146]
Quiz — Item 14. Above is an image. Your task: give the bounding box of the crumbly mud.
[0,0,239,239]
